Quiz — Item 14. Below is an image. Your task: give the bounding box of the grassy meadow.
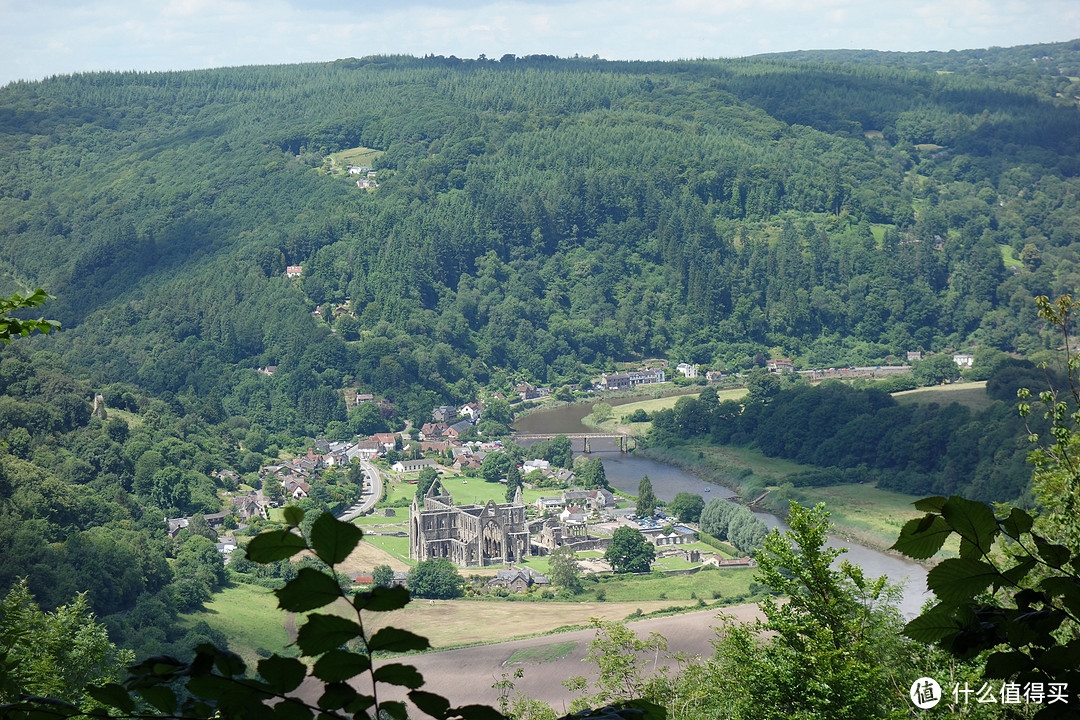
[892,380,993,412]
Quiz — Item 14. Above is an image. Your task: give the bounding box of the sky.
[2,0,1079,86]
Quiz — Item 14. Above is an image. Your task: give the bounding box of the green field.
[328,146,383,172]
[181,582,291,665]
[790,482,951,555]
[999,244,1022,269]
[590,387,748,435]
[588,567,757,603]
[893,380,993,412]
[364,533,413,564]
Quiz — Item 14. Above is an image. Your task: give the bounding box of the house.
[641,525,698,546]
[598,369,666,390]
[487,567,550,593]
[166,517,189,538]
[515,384,540,401]
[535,496,565,513]
[371,433,399,452]
[258,366,277,376]
[420,441,450,454]
[907,351,922,362]
[459,402,482,421]
[562,490,591,505]
[355,392,375,404]
[705,370,725,383]
[349,439,381,459]
[233,494,265,521]
[559,505,589,523]
[952,353,975,368]
[444,420,473,439]
[587,488,615,511]
[348,166,364,175]
[420,422,449,439]
[551,468,576,484]
[523,459,551,473]
[432,406,457,423]
[391,458,439,474]
[766,358,794,373]
[676,363,698,378]
[286,265,303,278]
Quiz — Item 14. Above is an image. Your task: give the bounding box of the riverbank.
[639,442,935,558]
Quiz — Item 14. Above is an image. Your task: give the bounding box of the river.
[514,398,932,617]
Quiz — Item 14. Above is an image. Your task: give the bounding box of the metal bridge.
[511,432,636,453]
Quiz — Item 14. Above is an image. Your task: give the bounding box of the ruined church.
[409,481,530,566]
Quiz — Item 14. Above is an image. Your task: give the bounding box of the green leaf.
[283,505,305,526]
[409,690,451,719]
[373,663,424,689]
[86,683,136,713]
[275,568,343,612]
[138,686,177,715]
[903,608,961,643]
[448,704,512,720]
[247,529,307,563]
[940,496,999,557]
[258,656,308,694]
[273,698,314,720]
[983,650,1033,678]
[296,614,363,656]
[379,701,409,720]
[1040,576,1080,608]
[927,558,1001,603]
[1001,558,1037,586]
[317,682,358,711]
[913,496,948,513]
[312,649,371,683]
[310,513,364,566]
[1033,535,1070,568]
[891,515,952,559]
[354,585,411,612]
[368,627,431,654]
[999,507,1034,538]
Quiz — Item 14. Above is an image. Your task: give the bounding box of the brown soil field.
[359,598,715,648]
[317,603,763,716]
[335,542,412,574]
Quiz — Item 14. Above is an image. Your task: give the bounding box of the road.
[336,459,384,521]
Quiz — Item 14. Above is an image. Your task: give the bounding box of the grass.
[999,244,1022,269]
[504,641,578,665]
[790,483,925,551]
[181,582,291,665]
[587,567,757,603]
[364,533,413,565]
[328,146,383,172]
[892,381,993,412]
[592,388,748,435]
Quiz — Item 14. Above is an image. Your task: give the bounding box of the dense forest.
[3,42,1080,670]
[2,46,1080,434]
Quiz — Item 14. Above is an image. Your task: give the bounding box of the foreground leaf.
[296,614,363,656]
[247,529,307,563]
[310,513,364,566]
[275,568,343,612]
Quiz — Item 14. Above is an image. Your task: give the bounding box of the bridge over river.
[511,432,637,452]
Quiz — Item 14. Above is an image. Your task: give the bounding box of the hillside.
[2,48,1080,433]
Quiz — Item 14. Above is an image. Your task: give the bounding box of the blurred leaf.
[903,608,960,643]
[380,701,409,720]
[275,568,343,612]
[258,656,308,694]
[310,513,364,566]
[86,684,136,713]
[368,627,431,653]
[317,682,358,710]
[283,505,305,526]
[247,529,307,563]
[312,649,371,683]
[354,585,411,612]
[913,496,947,513]
[409,690,451,719]
[373,663,424,689]
[296,614,363,656]
[138,686,177,715]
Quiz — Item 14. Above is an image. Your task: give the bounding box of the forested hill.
[2,46,1080,431]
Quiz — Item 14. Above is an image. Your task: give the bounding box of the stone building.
[409,482,530,566]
